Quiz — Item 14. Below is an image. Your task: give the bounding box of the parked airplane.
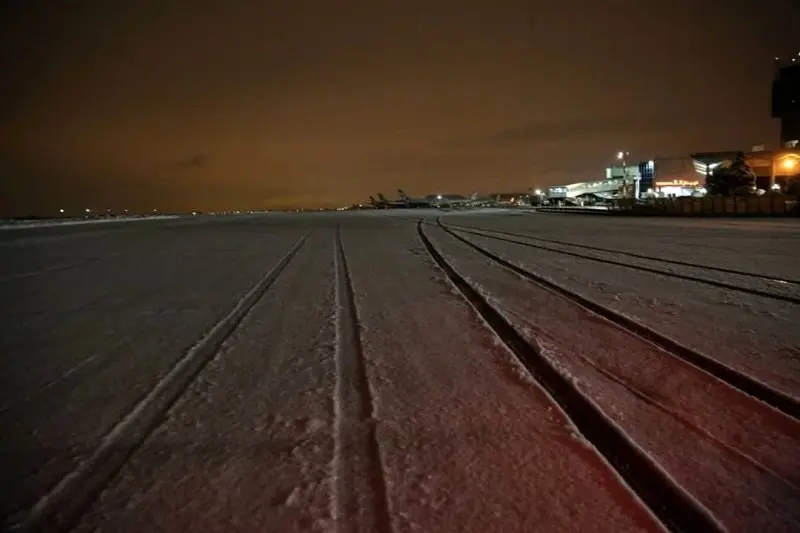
[369,193,409,209]
[406,190,494,208]
[433,192,505,208]
[424,194,468,207]
[397,190,434,208]
[369,191,432,208]
[488,192,531,206]
[368,189,505,209]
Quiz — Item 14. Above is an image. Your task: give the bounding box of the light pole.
[617,151,636,198]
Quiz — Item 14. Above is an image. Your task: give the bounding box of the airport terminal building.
[546,157,700,202]
[546,149,798,203]
[546,56,800,202]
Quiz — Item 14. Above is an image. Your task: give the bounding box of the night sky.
[1,1,799,215]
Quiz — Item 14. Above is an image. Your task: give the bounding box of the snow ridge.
[416,219,727,533]
[332,226,393,533]
[6,233,311,533]
[437,219,800,423]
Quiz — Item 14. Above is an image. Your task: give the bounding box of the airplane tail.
[369,195,378,204]
[377,193,389,202]
[397,189,409,200]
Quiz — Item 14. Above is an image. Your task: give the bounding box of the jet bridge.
[548,177,628,199]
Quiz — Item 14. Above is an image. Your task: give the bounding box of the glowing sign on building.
[655,179,700,187]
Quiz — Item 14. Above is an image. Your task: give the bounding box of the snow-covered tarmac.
[0,215,181,230]
[1,210,798,532]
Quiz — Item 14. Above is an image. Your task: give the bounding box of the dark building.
[772,59,800,147]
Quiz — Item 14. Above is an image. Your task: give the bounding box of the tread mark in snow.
[435,218,800,423]
[5,232,311,533]
[416,220,725,533]
[0,254,125,285]
[441,221,800,305]
[333,226,393,533]
[444,220,800,287]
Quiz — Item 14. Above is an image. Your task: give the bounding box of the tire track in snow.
[0,355,101,415]
[0,254,126,285]
[443,221,800,286]
[4,233,311,533]
[440,222,800,305]
[435,218,800,423]
[332,226,393,533]
[416,220,725,533]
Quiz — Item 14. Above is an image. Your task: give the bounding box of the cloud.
[440,113,695,150]
[486,116,655,145]
[179,153,210,169]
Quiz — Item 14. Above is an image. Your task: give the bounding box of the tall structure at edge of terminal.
[772,54,800,148]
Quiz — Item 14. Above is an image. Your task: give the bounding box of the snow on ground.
[0,215,181,230]
[340,217,662,533]
[456,214,800,285]
[445,222,799,300]
[442,215,800,402]
[73,231,338,533]
[423,222,800,532]
[0,218,311,522]
[1,211,797,532]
